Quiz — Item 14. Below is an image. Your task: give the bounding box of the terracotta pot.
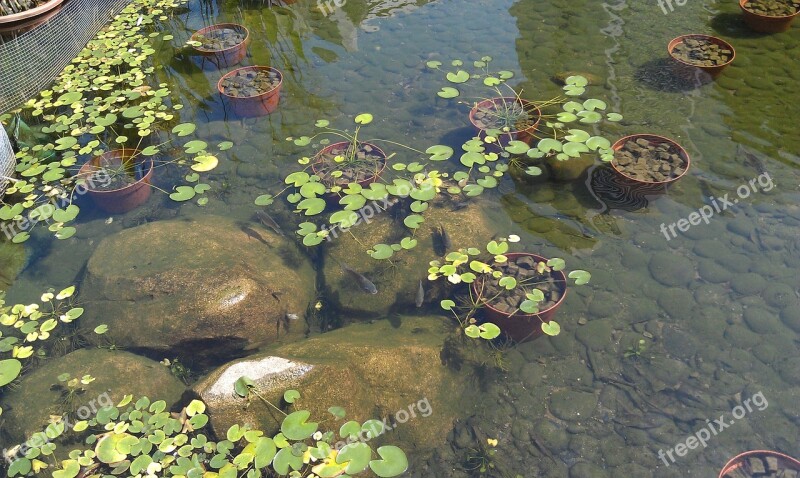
[668,34,735,80]
[217,66,282,117]
[472,253,567,343]
[610,134,690,189]
[0,0,65,26]
[77,149,153,213]
[191,23,250,69]
[312,141,387,191]
[718,450,800,478]
[546,155,595,181]
[469,97,541,147]
[739,0,800,32]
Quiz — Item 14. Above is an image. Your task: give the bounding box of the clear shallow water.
[2,0,800,476]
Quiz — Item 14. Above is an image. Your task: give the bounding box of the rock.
[762,283,797,309]
[743,307,783,334]
[195,316,463,451]
[549,390,598,421]
[534,418,569,453]
[780,304,800,333]
[0,349,186,443]
[648,253,694,287]
[81,216,314,364]
[322,199,503,316]
[657,288,694,319]
[575,318,613,351]
[777,356,800,386]
[697,259,731,283]
[730,272,767,295]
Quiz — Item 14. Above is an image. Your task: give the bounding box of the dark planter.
[740,0,800,32]
[312,141,387,187]
[190,23,250,69]
[469,97,541,147]
[610,134,690,191]
[77,149,153,213]
[668,34,735,81]
[719,450,800,478]
[217,66,283,117]
[472,253,567,343]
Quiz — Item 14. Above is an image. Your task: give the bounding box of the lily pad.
[191,155,218,172]
[169,186,196,202]
[541,321,561,336]
[0,359,22,387]
[369,446,408,477]
[354,113,373,125]
[437,87,459,99]
[280,411,318,440]
[369,244,394,260]
[446,70,470,83]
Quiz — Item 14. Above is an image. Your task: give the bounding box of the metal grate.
[0,124,15,196]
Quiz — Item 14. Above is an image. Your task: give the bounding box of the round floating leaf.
[94,325,108,334]
[184,140,208,154]
[563,101,583,113]
[537,138,562,153]
[285,171,310,187]
[255,194,274,206]
[12,232,31,244]
[546,258,566,270]
[427,145,454,161]
[283,390,300,404]
[218,141,234,151]
[569,270,592,285]
[336,442,371,474]
[172,123,196,137]
[141,146,160,156]
[330,210,359,228]
[314,119,330,128]
[541,321,561,336]
[54,137,78,151]
[556,112,577,123]
[254,437,277,469]
[281,411,318,441]
[354,113,373,125]
[606,112,623,122]
[464,325,480,338]
[498,276,517,290]
[425,60,441,68]
[504,140,529,155]
[297,198,326,216]
[400,237,418,249]
[525,166,543,176]
[483,77,500,87]
[565,75,588,87]
[586,136,611,151]
[56,227,76,240]
[169,186,196,202]
[578,110,602,124]
[476,176,497,188]
[52,205,80,223]
[370,244,394,260]
[0,359,22,387]
[462,184,484,197]
[191,155,218,172]
[440,299,455,311]
[446,70,469,83]
[293,136,311,146]
[498,70,514,79]
[410,201,428,213]
[486,240,508,255]
[479,323,501,339]
[369,446,408,477]
[437,87,459,99]
[340,194,366,211]
[57,91,83,104]
[272,448,303,475]
[563,142,590,158]
[583,99,607,111]
[95,113,117,127]
[564,129,590,143]
[403,214,424,229]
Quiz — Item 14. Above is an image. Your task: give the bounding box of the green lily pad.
[564,129,590,143]
[583,99,607,111]
[191,155,218,172]
[586,136,611,151]
[218,141,234,150]
[297,198,326,216]
[563,142,590,158]
[283,389,300,403]
[569,270,592,285]
[541,321,561,336]
[330,210,359,228]
[425,60,442,68]
[169,186,196,202]
[446,70,470,83]
[426,145,453,161]
[354,113,373,125]
[254,194,274,206]
[281,411,318,441]
[606,112,623,122]
[403,214,424,229]
[504,140,529,155]
[537,138,562,153]
[370,244,394,260]
[339,194,366,211]
[184,140,208,154]
[437,87,459,99]
[440,300,456,311]
[0,359,22,387]
[53,205,80,223]
[483,77,500,87]
[369,446,408,477]
[336,442,371,474]
[578,110,602,124]
[172,123,196,137]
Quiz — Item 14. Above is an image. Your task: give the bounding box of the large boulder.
[194,316,465,452]
[322,199,504,316]
[0,349,186,444]
[81,216,316,363]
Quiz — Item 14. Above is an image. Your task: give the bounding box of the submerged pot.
[472,253,567,343]
[610,134,690,189]
[217,66,283,117]
[718,450,800,478]
[312,141,387,191]
[546,155,595,181]
[469,97,541,147]
[191,23,250,68]
[739,0,800,32]
[77,149,153,214]
[668,34,735,80]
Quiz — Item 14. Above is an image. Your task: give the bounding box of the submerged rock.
[81,216,315,363]
[194,316,464,451]
[0,349,185,444]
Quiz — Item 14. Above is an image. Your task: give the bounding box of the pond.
[1,0,799,477]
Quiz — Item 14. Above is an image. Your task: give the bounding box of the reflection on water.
[2,0,800,476]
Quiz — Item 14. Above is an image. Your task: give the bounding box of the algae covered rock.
[81,216,315,362]
[322,199,503,316]
[0,349,185,444]
[195,316,464,452]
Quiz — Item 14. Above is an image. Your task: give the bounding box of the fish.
[337,260,378,294]
[438,225,452,250]
[415,280,425,308]
[450,200,469,211]
[255,210,285,237]
[240,225,271,246]
[737,144,767,175]
[285,313,299,321]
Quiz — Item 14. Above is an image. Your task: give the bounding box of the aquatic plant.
[429,236,590,338]
[5,387,408,478]
[0,0,230,243]
[427,56,623,167]
[0,285,99,417]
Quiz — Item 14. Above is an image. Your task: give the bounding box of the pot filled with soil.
[469,97,541,147]
[217,66,282,117]
[190,23,250,68]
[77,149,154,213]
[0,0,65,28]
[718,450,800,478]
[312,141,387,194]
[739,0,800,32]
[668,34,735,80]
[546,155,596,182]
[611,134,690,188]
[472,253,567,343]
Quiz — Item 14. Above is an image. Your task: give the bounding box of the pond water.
[2,0,800,476]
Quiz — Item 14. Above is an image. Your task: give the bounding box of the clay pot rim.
[718,450,800,478]
[610,133,691,186]
[190,23,250,54]
[739,0,800,18]
[472,252,568,319]
[217,66,283,100]
[77,149,153,194]
[667,34,736,70]
[311,141,388,186]
[0,0,65,25]
[468,97,542,136]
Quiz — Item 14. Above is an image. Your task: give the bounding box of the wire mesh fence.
[0,124,15,196]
